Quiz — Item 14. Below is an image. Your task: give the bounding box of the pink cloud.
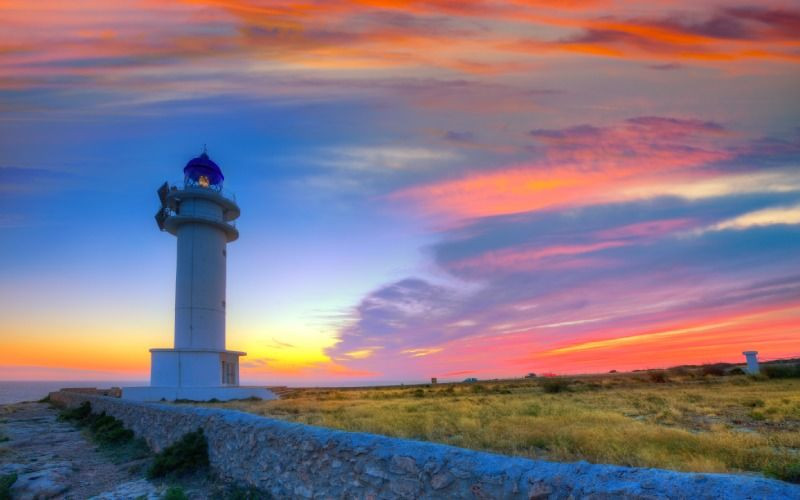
[448,241,626,272]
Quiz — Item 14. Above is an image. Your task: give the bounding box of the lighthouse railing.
[169,182,237,202]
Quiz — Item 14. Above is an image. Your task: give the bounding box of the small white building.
[123,151,274,402]
[743,351,760,374]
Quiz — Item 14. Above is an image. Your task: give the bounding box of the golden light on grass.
[197,373,800,480]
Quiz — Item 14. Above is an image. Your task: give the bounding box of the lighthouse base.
[119,347,274,402]
[120,385,275,402]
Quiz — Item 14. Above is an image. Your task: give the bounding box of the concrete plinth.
[121,386,275,402]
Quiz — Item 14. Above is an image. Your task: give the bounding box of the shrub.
[0,473,17,500]
[58,402,149,464]
[648,371,669,383]
[90,413,135,445]
[470,384,487,394]
[147,429,209,479]
[412,389,425,398]
[765,460,800,483]
[701,364,726,377]
[727,367,746,376]
[163,486,188,500]
[542,378,571,394]
[763,364,800,379]
[742,397,765,408]
[59,401,92,423]
[224,484,269,500]
[667,366,689,377]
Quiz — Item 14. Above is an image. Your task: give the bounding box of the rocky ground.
[0,402,268,499]
[0,402,161,499]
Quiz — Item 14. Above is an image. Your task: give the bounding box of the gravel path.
[0,402,160,499]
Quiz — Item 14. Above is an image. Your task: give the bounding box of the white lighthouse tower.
[123,151,274,401]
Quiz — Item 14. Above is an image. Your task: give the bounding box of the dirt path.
[0,402,160,499]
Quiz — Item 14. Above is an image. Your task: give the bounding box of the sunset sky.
[1,0,798,384]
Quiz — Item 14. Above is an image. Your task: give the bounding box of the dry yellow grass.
[195,374,800,482]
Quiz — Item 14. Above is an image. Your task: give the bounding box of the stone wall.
[49,390,800,499]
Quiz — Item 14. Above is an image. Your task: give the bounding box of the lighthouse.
[122,151,274,401]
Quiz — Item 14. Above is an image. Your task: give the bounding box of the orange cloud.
[533,304,800,372]
[3,0,797,105]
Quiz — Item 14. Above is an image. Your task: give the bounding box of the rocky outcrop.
[49,390,800,499]
[0,402,161,499]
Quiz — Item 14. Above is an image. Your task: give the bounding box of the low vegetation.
[0,473,16,500]
[58,401,150,463]
[147,429,209,479]
[201,363,800,482]
[162,485,189,500]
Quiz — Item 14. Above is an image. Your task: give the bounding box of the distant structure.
[431,377,437,385]
[123,151,274,401]
[743,351,760,374]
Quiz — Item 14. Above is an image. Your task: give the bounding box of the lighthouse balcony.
[162,211,239,242]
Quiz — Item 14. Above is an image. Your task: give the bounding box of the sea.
[0,381,145,405]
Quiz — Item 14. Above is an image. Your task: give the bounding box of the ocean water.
[0,381,145,405]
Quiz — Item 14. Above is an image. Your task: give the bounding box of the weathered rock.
[528,481,554,499]
[389,477,422,498]
[389,455,419,475]
[89,478,161,499]
[11,466,72,499]
[430,471,454,490]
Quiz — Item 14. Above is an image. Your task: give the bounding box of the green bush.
[59,403,133,444]
[224,484,270,499]
[90,413,135,445]
[59,401,92,423]
[666,366,689,377]
[648,371,669,383]
[0,473,17,500]
[148,429,209,479]
[163,486,188,500]
[765,460,800,484]
[542,378,571,394]
[763,364,800,379]
[59,401,148,463]
[701,364,727,377]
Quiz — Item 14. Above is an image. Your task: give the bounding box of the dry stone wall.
[49,391,800,499]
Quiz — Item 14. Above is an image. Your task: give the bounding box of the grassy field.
[197,366,800,482]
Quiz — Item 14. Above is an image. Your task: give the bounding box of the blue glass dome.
[183,151,224,187]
